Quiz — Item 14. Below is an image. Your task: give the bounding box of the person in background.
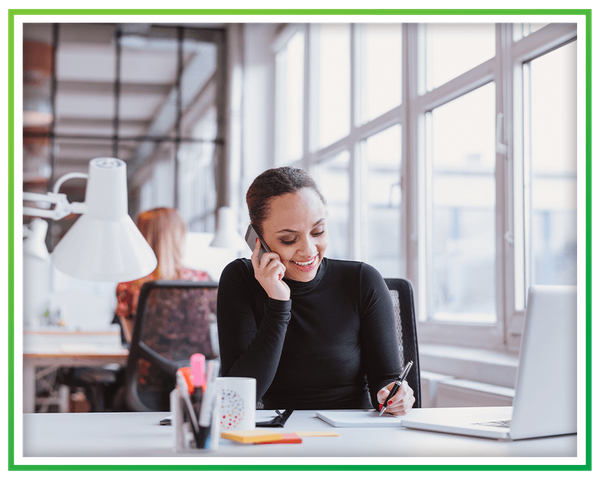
[115,207,210,343]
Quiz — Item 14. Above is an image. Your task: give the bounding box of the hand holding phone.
[244,224,290,301]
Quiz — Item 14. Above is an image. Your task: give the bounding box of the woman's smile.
[290,255,318,272]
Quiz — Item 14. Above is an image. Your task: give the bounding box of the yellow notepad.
[221,429,284,444]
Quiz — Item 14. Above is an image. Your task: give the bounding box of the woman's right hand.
[251,238,291,301]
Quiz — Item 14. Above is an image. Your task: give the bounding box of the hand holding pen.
[378,361,414,417]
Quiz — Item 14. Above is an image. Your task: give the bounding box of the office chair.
[124,280,219,412]
[384,278,421,408]
[55,322,125,412]
[56,365,120,412]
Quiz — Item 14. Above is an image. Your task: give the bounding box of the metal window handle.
[496,112,508,156]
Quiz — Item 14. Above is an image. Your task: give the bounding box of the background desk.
[22,410,576,458]
[23,331,128,413]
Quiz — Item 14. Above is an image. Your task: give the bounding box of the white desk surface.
[22,410,576,458]
[21,330,129,364]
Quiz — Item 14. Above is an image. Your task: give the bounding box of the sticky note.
[257,433,302,444]
[221,429,283,444]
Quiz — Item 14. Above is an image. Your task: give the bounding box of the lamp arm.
[53,172,88,195]
[23,172,89,220]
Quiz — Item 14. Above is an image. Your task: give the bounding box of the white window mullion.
[402,22,430,320]
[495,23,510,348]
[302,24,312,171]
[349,23,361,261]
[306,23,320,165]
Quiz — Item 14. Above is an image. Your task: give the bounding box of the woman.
[217,167,414,415]
[116,207,210,342]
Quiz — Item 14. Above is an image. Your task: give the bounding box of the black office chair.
[124,280,219,412]
[384,278,421,408]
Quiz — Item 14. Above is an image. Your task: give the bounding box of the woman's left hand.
[377,381,415,416]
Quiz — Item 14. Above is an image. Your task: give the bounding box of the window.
[275,28,305,164]
[273,23,578,349]
[423,84,496,322]
[422,23,495,91]
[179,106,218,233]
[314,151,351,260]
[134,27,223,232]
[25,23,226,236]
[362,124,403,277]
[514,41,578,310]
[357,23,402,124]
[315,24,351,149]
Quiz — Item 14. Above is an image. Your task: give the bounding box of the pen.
[196,359,220,449]
[176,368,201,445]
[379,360,413,416]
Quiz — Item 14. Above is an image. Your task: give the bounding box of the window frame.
[504,23,578,347]
[272,22,578,352]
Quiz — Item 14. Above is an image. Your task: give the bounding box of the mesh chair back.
[125,280,218,411]
[384,278,421,408]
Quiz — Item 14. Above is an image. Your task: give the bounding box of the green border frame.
[4,6,595,474]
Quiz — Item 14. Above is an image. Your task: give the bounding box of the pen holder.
[170,388,220,452]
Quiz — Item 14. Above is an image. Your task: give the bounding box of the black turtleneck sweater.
[216,257,401,410]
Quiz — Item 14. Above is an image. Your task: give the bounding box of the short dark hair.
[246,166,326,236]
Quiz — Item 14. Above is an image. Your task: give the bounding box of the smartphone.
[245,224,271,262]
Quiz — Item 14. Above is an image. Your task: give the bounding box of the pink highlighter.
[190,353,206,415]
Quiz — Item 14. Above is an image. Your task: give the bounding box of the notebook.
[316,410,404,428]
[401,285,577,440]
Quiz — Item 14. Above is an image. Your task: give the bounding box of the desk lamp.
[209,206,247,250]
[23,157,157,282]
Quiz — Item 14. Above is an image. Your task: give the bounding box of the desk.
[23,331,129,413]
[22,410,576,458]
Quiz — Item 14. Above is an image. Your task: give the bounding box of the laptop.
[402,285,577,440]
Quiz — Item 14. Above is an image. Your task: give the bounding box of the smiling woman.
[246,167,328,292]
[216,167,415,415]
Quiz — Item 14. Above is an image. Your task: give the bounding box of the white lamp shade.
[210,206,247,250]
[51,157,157,282]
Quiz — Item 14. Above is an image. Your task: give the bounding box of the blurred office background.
[21,22,577,409]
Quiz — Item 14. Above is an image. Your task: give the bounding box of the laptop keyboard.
[473,419,511,428]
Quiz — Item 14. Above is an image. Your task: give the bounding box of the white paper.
[316,410,405,428]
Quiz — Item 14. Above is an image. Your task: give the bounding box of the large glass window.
[316,24,351,149]
[272,23,579,349]
[515,41,577,309]
[179,106,217,232]
[425,83,497,322]
[25,24,223,238]
[362,124,402,277]
[357,23,402,124]
[275,29,304,164]
[423,23,496,91]
[313,151,351,260]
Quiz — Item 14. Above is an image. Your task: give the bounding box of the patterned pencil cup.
[216,377,256,431]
